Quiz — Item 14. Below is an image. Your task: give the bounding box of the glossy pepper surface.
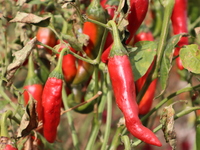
[171,0,188,70]
[126,0,149,44]
[23,54,43,121]
[42,50,65,143]
[36,27,57,55]
[107,20,162,146]
[72,0,107,85]
[133,31,157,115]
[57,40,77,84]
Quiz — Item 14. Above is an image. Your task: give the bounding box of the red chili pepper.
[107,20,161,146]
[126,0,149,44]
[133,31,157,115]
[171,0,188,70]
[36,27,57,55]
[42,49,65,143]
[3,144,18,150]
[101,0,149,63]
[56,40,77,84]
[23,54,43,121]
[72,0,107,85]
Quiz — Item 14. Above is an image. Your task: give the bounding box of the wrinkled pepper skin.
[107,20,162,146]
[42,49,64,143]
[72,0,107,85]
[36,27,57,54]
[57,40,77,84]
[134,31,157,115]
[171,0,188,70]
[42,78,62,143]
[23,84,43,121]
[126,0,149,44]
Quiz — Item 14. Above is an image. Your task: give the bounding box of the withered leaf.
[10,12,50,27]
[6,37,37,85]
[17,97,38,138]
[160,104,176,150]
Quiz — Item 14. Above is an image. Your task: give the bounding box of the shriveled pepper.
[36,27,57,55]
[23,54,43,121]
[42,49,65,143]
[171,0,188,70]
[133,31,157,115]
[126,0,149,44]
[72,0,107,85]
[107,20,162,146]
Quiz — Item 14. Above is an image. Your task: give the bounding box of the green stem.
[86,17,111,30]
[101,89,112,150]
[153,0,175,78]
[1,110,13,137]
[49,47,66,79]
[109,126,124,150]
[132,106,200,146]
[62,84,80,150]
[121,135,131,150]
[36,41,59,54]
[94,29,109,64]
[27,54,34,78]
[85,92,107,150]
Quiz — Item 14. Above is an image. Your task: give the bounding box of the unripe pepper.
[126,0,149,44]
[133,31,157,115]
[107,20,161,146]
[23,54,43,121]
[36,27,57,55]
[72,0,107,85]
[56,40,77,84]
[171,0,188,70]
[42,49,65,143]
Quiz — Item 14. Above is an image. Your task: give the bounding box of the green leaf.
[129,41,157,81]
[159,33,188,97]
[180,44,200,74]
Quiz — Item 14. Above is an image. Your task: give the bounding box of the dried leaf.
[10,12,50,27]
[17,97,38,138]
[160,104,176,150]
[6,37,37,85]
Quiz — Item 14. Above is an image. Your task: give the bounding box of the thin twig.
[61,91,102,115]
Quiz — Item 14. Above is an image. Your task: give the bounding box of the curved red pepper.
[57,40,77,84]
[126,0,149,44]
[133,31,157,115]
[36,27,57,55]
[108,21,161,146]
[171,0,188,70]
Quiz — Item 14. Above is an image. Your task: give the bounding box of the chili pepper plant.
[0,0,200,149]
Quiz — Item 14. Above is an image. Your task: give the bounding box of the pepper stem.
[49,48,66,79]
[0,110,13,137]
[27,53,35,79]
[107,20,128,57]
